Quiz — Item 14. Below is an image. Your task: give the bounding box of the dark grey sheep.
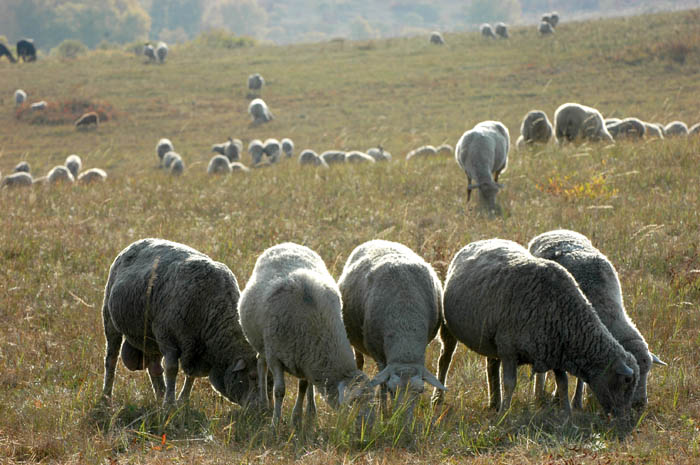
[1,172,33,188]
[606,117,646,140]
[516,110,553,148]
[480,24,495,38]
[430,31,445,45]
[495,22,509,39]
[65,154,82,178]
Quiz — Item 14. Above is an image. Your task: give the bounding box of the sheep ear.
[422,367,447,391]
[232,358,246,372]
[651,353,667,367]
[369,366,392,387]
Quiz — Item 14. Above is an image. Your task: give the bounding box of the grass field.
[1,9,699,464]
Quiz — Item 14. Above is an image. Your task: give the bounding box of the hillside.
[0,9,699,464]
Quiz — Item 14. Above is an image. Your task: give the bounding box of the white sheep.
[430,31,445,45]
[338,240,446,417]
[143,43,156,62]
[546,12,560,27]
[435,238,639,418]
[495,22,509,39]
[170,157,185,176]
[436,144,453,157]
[643,122,664,139]
[77,168,107,184]
[263,138,281,163]
[212,137,242,162]
[345,151,376,163]
[299,149,328,167]
[230,162,250,173]
[156,41,168,63]
[14,161,30,173]
[162,151,180,169]
[516,110,553,149]
[156,138,174,165]
[281,138,294,158]
[366,147,391,162]
[248,98,273,124]
[553,102,613,143]
[689,122,700,136]
[208,155,233,175]
[238,242,372,427]
[480,24,495,38]
[606,117,646,140]
[248,139,265,165]
[664,121,689,137]
[529,229,667,410]
[405,145,437,160]
[65,154,82,178]
[539,21,554,35]
[14,89,27,106]
[47,165,75,184]
[248,73,264,91]
[1,172,33,189]
[101,238,259,406]
[455,120,509,214]
[320,150,346,165]
[31,101,47,111]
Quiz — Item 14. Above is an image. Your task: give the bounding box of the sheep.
[14,89,27,106]
[516,110,553,149]
[248,73,264,92]
[480,24,496,38]
[65,154,82,178]
[430,31,445,45]
[664,121,689,137]
[346,151,376,163]
[156,41,168,63]
[528,229,667,410]
[238,242,372,427]
[405,145,437,160]
[248,139,265,165]
[338,240,446,418]
[75,111,99,129]
[16,39,36,62]
[1,172,33,189]
[170,157,185,176]
[31,101,47,111]
[366,147,391,162]
[606,117,646,140]
[162,151,181,170]
[435,238,639,418]
[454,120,509,214]
[554,103,613,143]
[14,161,30,173]
[212,137,242,162]
[548,12,560,27]
[299,149,328,167]
[436,144,453,157]
[230,162,250,173]
[156,138,174,164]
[643,122,664,139]
[143,43,156,62]
[208,155,233,175]
[320,150,346,165]
[495,22,509,39]
[0,42,16,62]
[77,168,107,184]
[539,21,554,35]
[690,122,700,136]
[248,98,273,124]
[263,138,281,163]
[100,238,259,407]
[47,165,75,184]
[281,138,294,158]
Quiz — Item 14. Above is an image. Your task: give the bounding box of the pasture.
[1,9,699,464]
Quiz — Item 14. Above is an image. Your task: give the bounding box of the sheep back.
[554,103,613,143]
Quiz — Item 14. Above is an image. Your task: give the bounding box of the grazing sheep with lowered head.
[170,157,184,176]
[162,151,181,170]
[299,149,328,167]
[539,21,554,35]
[405,145,437,160]
[664,121,689,137]
[208,155,233,175]
[436,144,454,157]
[346,151,375,163]
[480,24,495,38]
[320,150,346,165]
[516,110,553,149]
[643,122,664,139]
[430,31,445,45]
[230,162,250,173]
[248,98,273,124]
[1,172,33,189]
[47,165,75,184]
[248,139,265,165]
[156,42,168,63]
[263,138,281,163]
[78,168,107,184]
[65,154,82,178]
[367,146,391,161]
[281,138,294,158]
[31,101,47,111]
[435,238,639,418]
[495,23,509,39]
[606,117,646,140]
[75,111,99,129]
[14,161,30,173]
[554,103,613,143]
[156,138,174,164]
[101,238,259,406]
[143,43,156,62]
[14,89,27,106]
[689,122,700,136]
[248,73,264,91]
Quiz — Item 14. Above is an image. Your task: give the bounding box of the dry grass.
[0,9,699,465]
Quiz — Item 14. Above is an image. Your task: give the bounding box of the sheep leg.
[305,383,316,423]
[101,333,122,399]
[269,359,286,427]
[499,358,517,414]
[572,378,585,410]
[487,357,502,410]
[162,351,179,405]
[467,175,473,202]
[146,356,165,401]
[355,350,365,370]
[432,322,457,405]
[257,356,270,409]
[533,371,548,405]
[178,376,195,403]
[292,378,307,429]
[553,370,572,416]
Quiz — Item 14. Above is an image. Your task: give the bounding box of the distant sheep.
[539,21,554,35]
[212,137,242,162]
[16,39,37,62]
[516,110,553,148]
[162,151,180,169]
[606,117,646,140]
[14,89,27,106]
[643,122,664,139]
[263,138,281,163]
[239,242,372,427]
[338,240,446,417]
[248,73,264,91]
[248,98,273,124]
[664,121,689,137]
[320,150,346,165]
[156,41,168,63]
[208,155,233,175]
[248,139,264,165]
[143,43,156,62]
[14,161,30,173]
[430,31,445,45]
[689,122,700,136]
[495,22,509,39]
[480,24,495,38]
[281,138,294,158]
[299,149,328,167]
[366,146,391,162]
[1,172,33,188]
[77,168,107,184]
[170,157,185,176]
[543,12,560,28]
[436,238,639,417]
[47,165,75,184]
[554,103,613,143]
[75,111,99,129]
[65,154,82,178]
[346,151,375,163]
[0,42,16,63]
[156,138,174,164]
[31,101,47,111]
[100,238,259,406]
[405,145,437,160]
[230,162,250,173]
[436,144,453,157]
[455,120,510,214]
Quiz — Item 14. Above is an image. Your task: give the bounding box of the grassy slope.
[0,9,699,464]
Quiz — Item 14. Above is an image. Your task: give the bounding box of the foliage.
[15,98,116,125]
[200,0,268,38]
[189,28,257,49]
[463,0,523,24]
[51,38,88,58]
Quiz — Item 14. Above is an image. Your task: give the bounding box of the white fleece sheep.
[14,89,27,106]
[539,21,554,35]
[430,31,445,45]
[156,138,174,165]
[156,41,168,63]
[320,150,346,165]
[77,168,107,184]
[281,138,294,158]
[606,117,646,140]
[299,149,328,167]
[553,102,613,143]
[208,155,233,175]
[1,172,33,188]
[47,165,75,184]
[65,154,82,178]
[516,110,553,149]
[495,22,509,39]
[405,145,437,161]
[664,121,689,137]
[480,24,495,38]
[248,98,273,124]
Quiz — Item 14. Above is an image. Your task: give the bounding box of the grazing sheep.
[65,154,82,178]
[208,155,233,175]
[101,238,259,406]
[606,117,646,140]
[230,162,250,173]
[529,230,667,410]
[77,168,107,184]
[156,138,174,164]
[75,111,99,129]
[366,147,391,162]
[320,150,346,165]
[548,12,560,27]
[281,138,294,158]
[47,165,75,184]
[455,120,509,214]
[263,138,281,163]
[299,149,328,167]
[689,122,700,136]
[405,145,437,160]
[643,122,664,139]
[156,41,168,63]
[480,24,496,38]
[143,43,156,62]
[170,157,185,176]
[1,172,33,188]
[539,21,554,35]
[0,42,16,62]
[338,240,446,418]
[212,137,242,162]
[248,98,273,124]
[14,89,27,106]
[248,139,265,165]
[516,110,553,149]
[554,103,613,143]
[430,31,445,45]
[162,151,180,169]
[435,238,639,418]
[495,23,509,39]
[248,73,264,91]
[436,144,453,157]
[14,161,30,173]
[239,242,372,427]
[16,39,37,62]
[346,151,376,163]
[31,101,47,111]
[664,121,689,137]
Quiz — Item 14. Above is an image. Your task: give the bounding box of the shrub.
[192,29,256,49]
[15,99,117,126]
[52,39,88,59]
